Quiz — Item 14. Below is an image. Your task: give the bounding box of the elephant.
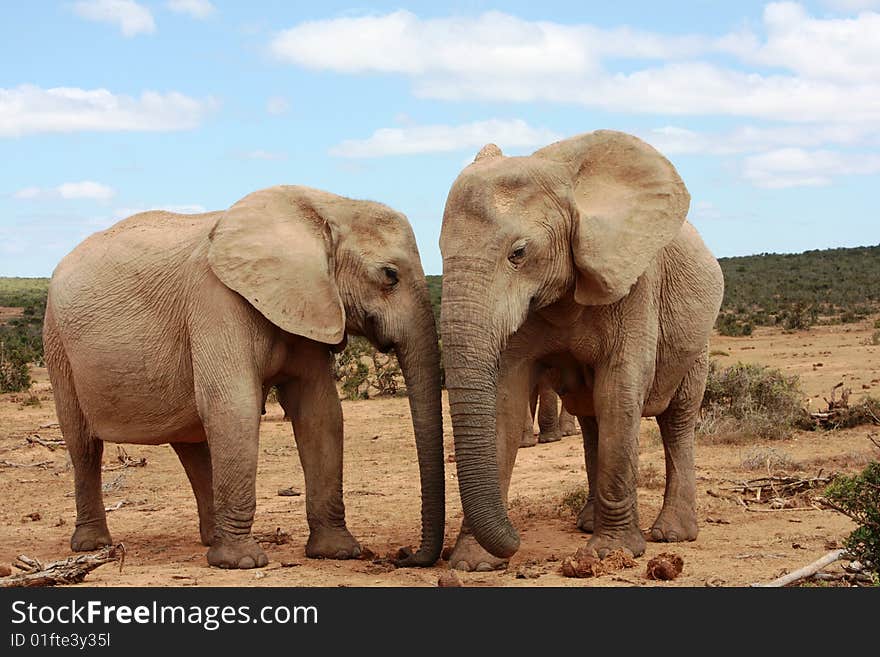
[520,378,580,448]
[43,185,444,569]
[439,131,723,571]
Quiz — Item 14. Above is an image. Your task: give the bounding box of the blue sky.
[1,0,879,276]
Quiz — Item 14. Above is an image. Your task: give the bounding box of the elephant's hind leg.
[537,386,562,443]
[650,350,707,543]
[172,442,215,546]
[44,316,112,551]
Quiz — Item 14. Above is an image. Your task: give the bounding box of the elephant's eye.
[383,266,399,286]
[509,244,526,266]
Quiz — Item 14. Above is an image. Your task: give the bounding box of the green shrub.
[0,341,31,392]
[699,361,809,441]
[716,314,753,337]
[824,462,880,574]
[333,337,403,400]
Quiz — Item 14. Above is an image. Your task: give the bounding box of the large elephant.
[440,131,723,571]
[44,185,444,569]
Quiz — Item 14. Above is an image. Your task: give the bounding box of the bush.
[824,462,880,574]
[699,361,809,441]
[0,341,31,392]
[333,337,403,400]
[716,314,753,337]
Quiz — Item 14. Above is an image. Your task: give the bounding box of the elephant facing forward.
[440,131,723,571]
[44,185,444,569]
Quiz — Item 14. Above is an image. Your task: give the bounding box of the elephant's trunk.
[440,270,520,558]
[394,291,445,566]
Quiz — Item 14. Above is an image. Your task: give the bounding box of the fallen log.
[0,544,125,588]
[750,548,846,587]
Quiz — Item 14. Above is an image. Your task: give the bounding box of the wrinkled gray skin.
[44,185,444,569]
[440,131,723,571]
[521,378,579,448]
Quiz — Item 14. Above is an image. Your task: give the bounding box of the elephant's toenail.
[453,561,471,571]
[475,562,493,572]
[238,556,256,569]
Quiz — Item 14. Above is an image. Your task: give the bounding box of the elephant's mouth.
[363,312,394,353]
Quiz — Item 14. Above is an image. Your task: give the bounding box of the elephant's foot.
[305,526,362,559]
[207,536,269,569]
[576,498,594,533]
[650,505,698,543]
[538,428,562,444]
[559,420,579,437]
[71,521,113,552]
[520,431,538,448]
[585,525,646,558]
[448,532,508,572]
[199,518,216,547]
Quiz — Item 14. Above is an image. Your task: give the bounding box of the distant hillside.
[1,244,878,364]
[716,244,880,334]
[425,245,880,334]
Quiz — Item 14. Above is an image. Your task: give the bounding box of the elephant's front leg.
[586,371,647,558]
[449,361,530,571]
[277,349,361,560]
[196,393,268,569]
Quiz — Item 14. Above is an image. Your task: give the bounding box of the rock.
[0,564,11,577]
[438,571,462,587]
[277,487,301,497]
[646,552,684,580]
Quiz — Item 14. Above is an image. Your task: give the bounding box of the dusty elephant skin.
[43,185,444,569]
[440,130,724,571]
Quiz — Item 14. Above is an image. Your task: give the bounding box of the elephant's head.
[207,185,443,565]
[439,131,689,558]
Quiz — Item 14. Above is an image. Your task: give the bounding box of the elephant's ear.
[207,186,346,344]
[534,130,689,306]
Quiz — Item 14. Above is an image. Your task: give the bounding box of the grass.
[740,447,802,472]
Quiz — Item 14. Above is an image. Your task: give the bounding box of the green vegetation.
[716,244,880,333]
[0,278,49,391]
[824,461,880,575]
[333,337,403,400]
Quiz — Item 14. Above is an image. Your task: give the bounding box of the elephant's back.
[46,211,219,443]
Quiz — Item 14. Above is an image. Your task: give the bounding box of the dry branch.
[102,446,146,471]
[0,544,125,588]
[26,434,65,450]
[0,459,53,469]
[750,549,846,587]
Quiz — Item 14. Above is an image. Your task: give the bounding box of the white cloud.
[269,7,880,125]
[642,123,879,156]
[272,10,704,77]
[743,147,880,187]
[266,96,290,115]
[722,2,880,84]
[73,0,155,37]
[821,0,880,11]
[12,186,41,199]
[0,85,215,137]
[13,181,116,202]
[166,0,215,19]
[329,118,560,158]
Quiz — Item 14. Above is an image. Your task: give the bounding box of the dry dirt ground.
[1,317,878,588]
